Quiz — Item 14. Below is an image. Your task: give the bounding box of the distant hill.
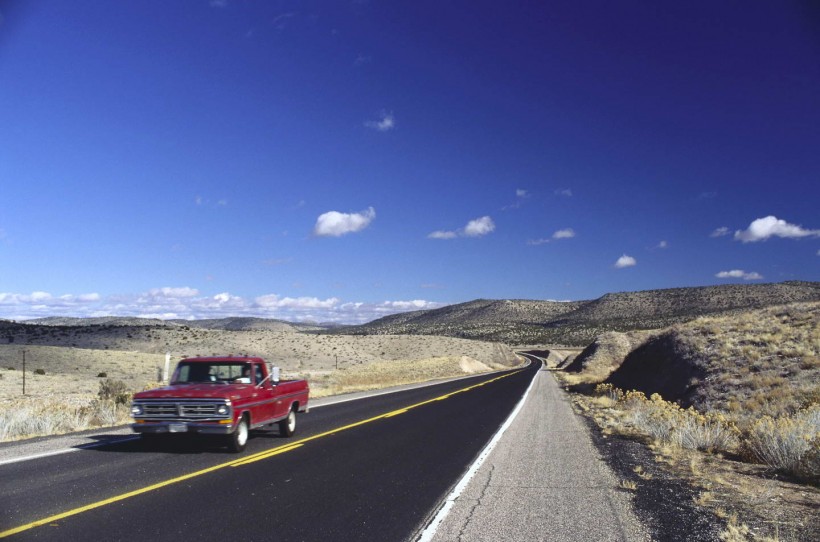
[8,281,820,347]
[27,316,170,327]
[335,281,820,345]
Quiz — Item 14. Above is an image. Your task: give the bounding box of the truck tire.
[279,407,296,437]
[228,416,249,453]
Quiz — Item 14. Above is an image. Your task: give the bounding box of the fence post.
[22,349,26,395]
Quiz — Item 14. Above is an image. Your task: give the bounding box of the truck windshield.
[172,362,251,384]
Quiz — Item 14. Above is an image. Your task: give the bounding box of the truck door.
[251,363,278,424]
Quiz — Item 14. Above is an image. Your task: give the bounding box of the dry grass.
[302,356,506,398]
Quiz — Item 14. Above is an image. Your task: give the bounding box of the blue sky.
[1,1,818,323]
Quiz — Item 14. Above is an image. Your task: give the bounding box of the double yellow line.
[0,370,519,538]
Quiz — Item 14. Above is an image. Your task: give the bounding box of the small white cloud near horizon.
[148,287,199,298]
[710,227,730,238]
[429,216,495,239]
[552,228,575,240]
[313,207,376,237]
[614,254,637,268]
[0,287,449,324]
[734,215,820,243]
[716,270,763,281]
[555,188,572,197]
[365,111,395,132]
[657,240,668,249]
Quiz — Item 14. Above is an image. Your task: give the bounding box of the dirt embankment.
[563,302,819,417]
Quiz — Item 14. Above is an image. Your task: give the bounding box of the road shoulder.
[426,367,649,541]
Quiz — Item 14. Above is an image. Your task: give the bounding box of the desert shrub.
[610,387,738,453]
[743,404,819,479]
[90,399,127,426]
[34,368,46,375]
[97,372,107,378]
[97,378,131,405]
[0,402,93,441]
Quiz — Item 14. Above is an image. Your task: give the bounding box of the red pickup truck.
[130,356,309,452]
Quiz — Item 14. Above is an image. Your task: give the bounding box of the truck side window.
[255,365,263,385]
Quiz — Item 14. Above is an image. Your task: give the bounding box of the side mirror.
[271,366,280,385]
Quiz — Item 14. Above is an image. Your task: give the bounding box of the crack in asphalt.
[457,463,496,542]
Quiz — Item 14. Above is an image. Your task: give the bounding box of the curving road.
[1,361,539,541]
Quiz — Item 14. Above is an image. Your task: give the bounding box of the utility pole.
[22,349,26,395]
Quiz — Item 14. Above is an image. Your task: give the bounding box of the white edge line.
[0,436,141,467]
[415,358,541,542]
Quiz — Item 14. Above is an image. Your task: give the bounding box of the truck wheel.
[228,417,249,453]
[279,407,296,437]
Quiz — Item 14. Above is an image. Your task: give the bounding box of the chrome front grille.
[134,399,229,420]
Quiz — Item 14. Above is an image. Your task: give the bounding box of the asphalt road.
[1,361,539,541]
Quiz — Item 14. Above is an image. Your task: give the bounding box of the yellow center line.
[0,369,521,539]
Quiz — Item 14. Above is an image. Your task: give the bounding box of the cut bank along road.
[1,361,539,541]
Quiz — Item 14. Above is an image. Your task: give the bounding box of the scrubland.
[556,302,819,541]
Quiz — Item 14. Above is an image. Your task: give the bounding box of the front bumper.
[132,421,234,435]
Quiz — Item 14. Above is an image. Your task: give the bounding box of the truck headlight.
[216,404,229,415]
[131,404,143,416]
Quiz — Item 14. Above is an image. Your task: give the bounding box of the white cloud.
[657,240,668,249]
[716,270,764,281]
[148,287,199,298]
[379,300,433,310]
[428,230,458,240]
[464,216,495,237]
[710,227,730,238]
[272,12,295,30]
[555,188,572,197]
[255,294,340,309]
[614,254,637,268]
[502,189,530,210]
[526,238,551,246]
[0,291,101,315]
[364,111,395,132]
[430,216,495,239]
[552,228,575,240]
[313,207,376,237]
[0,288,447,324]
[734,215,820,243]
